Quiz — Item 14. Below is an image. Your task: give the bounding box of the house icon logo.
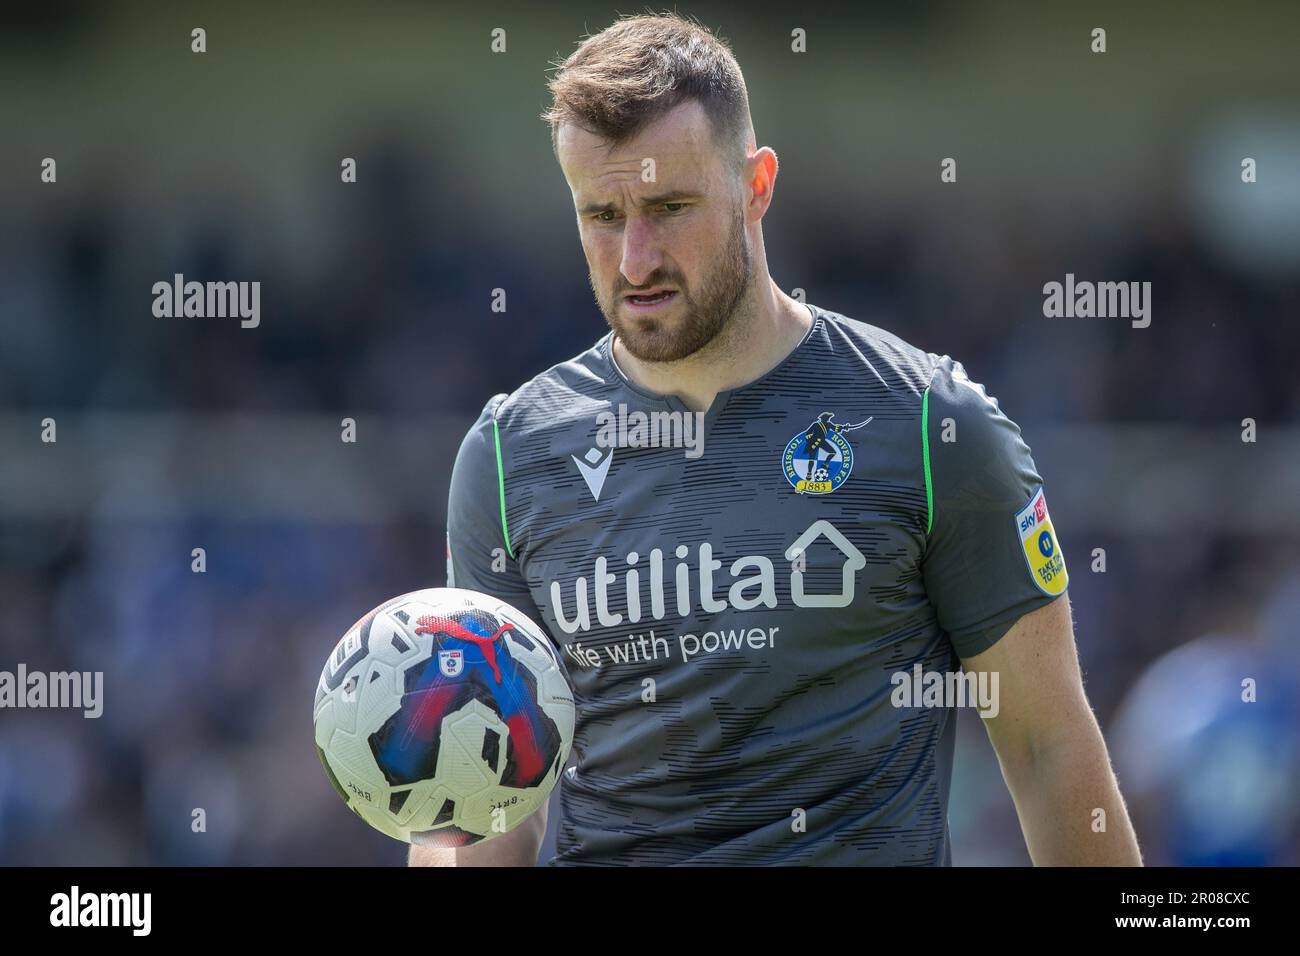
[784,520,867,608]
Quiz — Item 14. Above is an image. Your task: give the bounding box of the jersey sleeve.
[919,356,1069,658]
[446,395,545,621]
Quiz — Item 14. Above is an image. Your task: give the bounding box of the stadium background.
[1,1,1298,865]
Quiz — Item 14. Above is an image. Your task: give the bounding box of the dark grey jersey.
[445,305,1068,865]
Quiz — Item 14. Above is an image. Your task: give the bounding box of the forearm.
[997,718,1142,866]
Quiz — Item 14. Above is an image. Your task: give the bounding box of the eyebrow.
[578,190,700,216]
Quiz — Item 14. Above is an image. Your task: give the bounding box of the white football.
[313,588,574,847]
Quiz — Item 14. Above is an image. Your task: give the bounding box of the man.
[413,13,1141,866]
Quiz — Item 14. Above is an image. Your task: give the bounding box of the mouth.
[623,288,678,311]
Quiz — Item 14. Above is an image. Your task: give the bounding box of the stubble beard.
[595,209,753,365]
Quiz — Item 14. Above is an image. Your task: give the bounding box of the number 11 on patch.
[1015,487,1068,596]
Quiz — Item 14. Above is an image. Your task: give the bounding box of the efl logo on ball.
[438,649,464,677]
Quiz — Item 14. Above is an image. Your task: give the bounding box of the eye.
[593,210,619,223]
[663,202,687,213]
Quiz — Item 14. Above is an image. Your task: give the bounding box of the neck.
[612,276,812,413]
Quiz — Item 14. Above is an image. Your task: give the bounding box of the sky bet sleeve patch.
[1015,486,1068,596]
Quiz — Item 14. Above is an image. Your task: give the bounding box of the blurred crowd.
[1,128,1298,865]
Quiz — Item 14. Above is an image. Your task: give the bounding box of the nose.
[619,216,662,289]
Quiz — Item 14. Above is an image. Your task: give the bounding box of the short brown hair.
[543,12,751,159]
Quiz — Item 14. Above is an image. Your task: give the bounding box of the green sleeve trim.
[921,386,934,536]
[491,409,515,560]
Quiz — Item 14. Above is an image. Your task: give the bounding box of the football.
[313,587,575,847]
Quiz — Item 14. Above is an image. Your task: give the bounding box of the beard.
[593,209,753,364]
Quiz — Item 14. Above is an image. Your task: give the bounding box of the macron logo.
[572,447,613,501]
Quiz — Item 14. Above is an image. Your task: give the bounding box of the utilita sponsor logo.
[548,520,867,634]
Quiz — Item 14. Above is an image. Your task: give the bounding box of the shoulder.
[923,353,1026,463]
[811,307,1010,419]
[811,306,939,397]
[458,334,617,449]
[810,306,1034,506]
[921,352,1040,518]
[924,353,1003,416]
[486,335,616,435]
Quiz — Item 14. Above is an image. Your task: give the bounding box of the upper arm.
[959,594,1089,768]
[919,355,1081,764]
[436,399,555,867]
[447,395,542,617]
[920,355,1069,658]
